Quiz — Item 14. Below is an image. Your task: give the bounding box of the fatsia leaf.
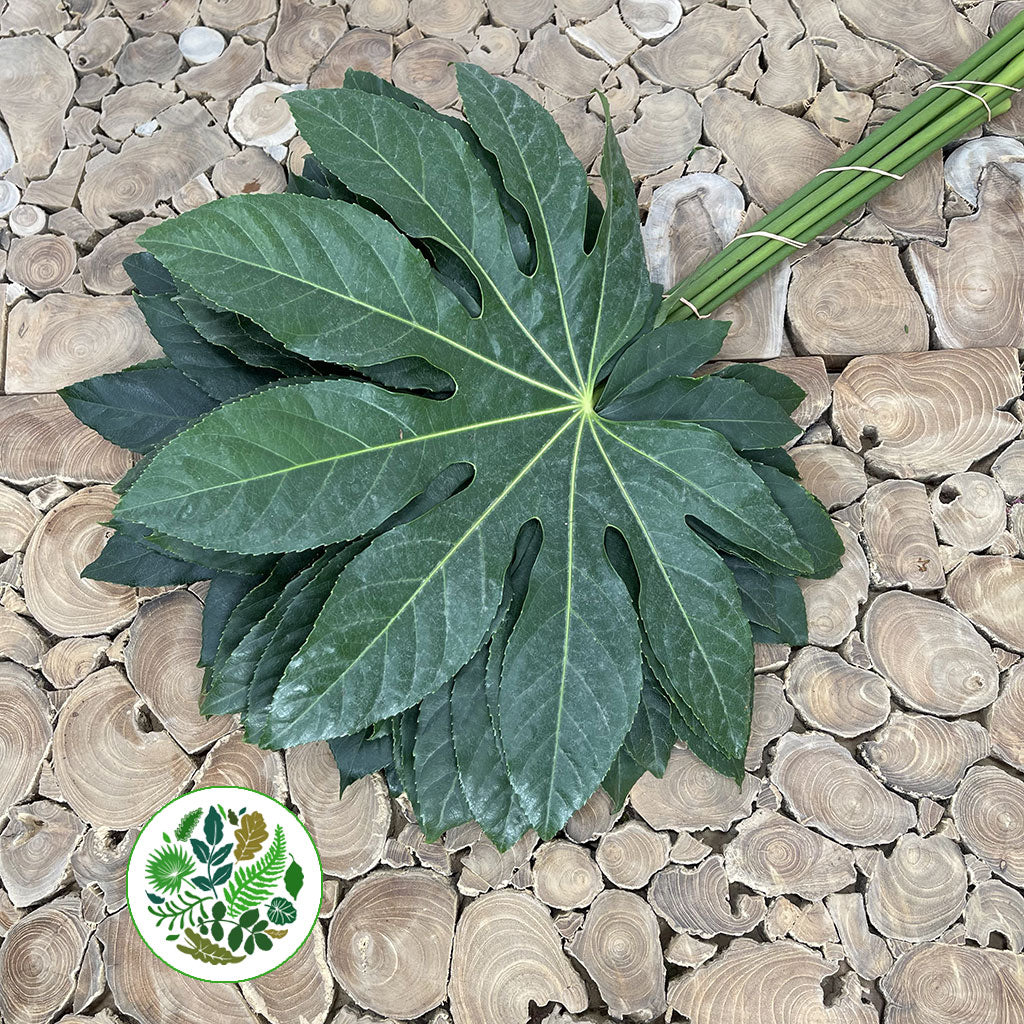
[84,519,212,588]
[727,555,808,646]
[100,67,837,839]
[59,360,216,453]
[600,374,801,451]
[598,319,731,407]
[713,362,806,414]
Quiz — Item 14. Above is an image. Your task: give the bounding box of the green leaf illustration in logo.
[266,897,296,926]
[145,845,196,895]
[176,927,245,965]
[283,858,304,901]
[223,825,287,916]
[173,808,202,841]
[204,806,224,846]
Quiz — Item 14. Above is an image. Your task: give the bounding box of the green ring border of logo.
[126,784,325,984]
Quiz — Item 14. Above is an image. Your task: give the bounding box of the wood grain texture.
[1,4,1023,1019]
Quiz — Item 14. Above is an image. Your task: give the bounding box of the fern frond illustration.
[223,824,286,916]
[146,844,196,895]
[147,889,209,930]
[174,808,203,841]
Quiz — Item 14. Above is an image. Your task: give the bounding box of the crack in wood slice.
[702,87,838,210]
[798,521,868,647]
[446,824,537,895]
[80,101,234,230]
[286,743,389,879]
[6,294,159,394]
[944,138,1024,208]
[754,0,818,111]
[466,24,520,74]
[0,35,75,179]
[771,731,915,846]
[193,729,287,799]
[788,240,928,361]
[99,84,181,141]
[595,820,669,889]
[242,925,333,1024]
[946,553,1024,653]
[115,33,185,86]
[791,446,867,512]
[826,892,893,981]
[566,890,666,1022]
[629,742,758,832]
[0,799,85,908]
[863,834,967,942]
[125,590,235,754]
[965,879,1024,953]
[669,937,878,1024]
[22,148,89,213]
[98,908,256,1024]
[311,29,394,87]
[864,590,999,715]
[518,24,604,97]
[267,0,349,82]
[70,827,137,914]
[618,90,701,179]
[80,219,162,294]
[837,0,984,70]
[449,890,587,1024]
[832,348,1022,480]
[860,710,989,798]
[863,480,944,589]
[0,895,92,1024]
[23,487,138,638]
[785,646,890,737]
[724,808,857,900]
[910,167,1024,350]
[53,667,194,828]
[650,855,766,937]
[177,37,265,101]
[952,764,1024,888]
[0,664,53,827]
[880,942,1024,1024]
[532,839,603,910]
[632,6,763,90]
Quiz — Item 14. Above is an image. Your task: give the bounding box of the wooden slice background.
[1,1,1023,1020]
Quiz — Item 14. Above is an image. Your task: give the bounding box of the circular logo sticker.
[126,786,322,983]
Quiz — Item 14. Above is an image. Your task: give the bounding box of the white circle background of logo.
[126,786,323,983]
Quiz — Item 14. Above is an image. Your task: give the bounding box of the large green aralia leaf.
[600,374,801,450]
[59,360,217,454]
[116,65,828,836]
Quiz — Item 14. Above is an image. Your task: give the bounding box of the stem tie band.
[815,165,906,180]
[675,296,710,319]
[732,230,807,249]
[924,80,1021,120]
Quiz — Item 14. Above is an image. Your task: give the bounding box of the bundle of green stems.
[657,11,1024,326]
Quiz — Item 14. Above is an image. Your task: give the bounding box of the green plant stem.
[657,12,1024,325]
